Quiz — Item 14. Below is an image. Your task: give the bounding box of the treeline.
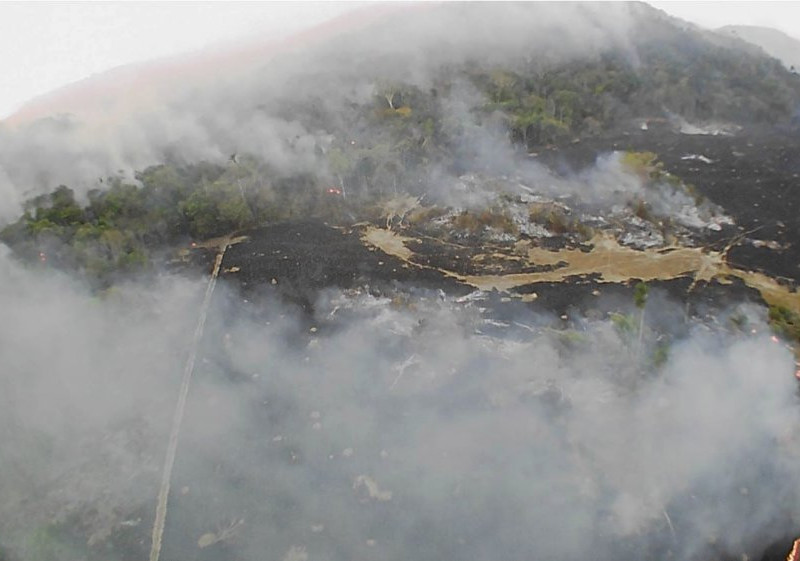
[468,29,800,150]
[277,25,800,182]
[0,159,350,284]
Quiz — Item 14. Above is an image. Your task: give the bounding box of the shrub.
[453,209,518,235]
[620,151,658,176]
[768,304,800,343]
[453,211,483,233]
[610,312,636,335]
[546,210,568,234]
[407,206,447,226]
[633,199,651,221]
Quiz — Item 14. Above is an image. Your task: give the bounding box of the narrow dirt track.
[149,244,228,561]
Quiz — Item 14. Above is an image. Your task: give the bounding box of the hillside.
[1,4,406,128]
[718,25,800,72]
[1,4,800,561]
[3,3,800,287]
[1,2,799,211]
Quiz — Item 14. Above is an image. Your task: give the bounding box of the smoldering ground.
[170,284,800,561]
[1,241,798,561]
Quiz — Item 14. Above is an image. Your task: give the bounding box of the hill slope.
[2,5,800,561]
[718,25,800,72]
[1,1,799,215]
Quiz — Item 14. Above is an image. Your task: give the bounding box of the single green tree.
[634,281,649,356]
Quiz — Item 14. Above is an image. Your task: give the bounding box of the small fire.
[38,252,46,263]
[771,335,780,344]
[786,537,799,561]
[326,187,342,196]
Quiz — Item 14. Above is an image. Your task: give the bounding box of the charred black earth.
[206,125,800,324]
[216,221,765,327]
[536,125,800,284]
[219,221,471,313]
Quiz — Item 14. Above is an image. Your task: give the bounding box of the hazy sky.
[0,2,365,119]
[650,1,800,36]
[1,1,799,120]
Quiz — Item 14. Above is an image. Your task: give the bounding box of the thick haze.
[0,2,365,119]
[650,1,800,40]
[0,1,643,221]
[0,2,797,223]
[1,3,799,561]
[1,243,798,560]
[3,2,800,122]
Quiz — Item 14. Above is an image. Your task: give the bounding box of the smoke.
[0,2,648,217]
[155,288,800,561]
[1,235,798,560]
[0,2,731,229]
[0,246,204,545]
[0,166,21,224]
[0,3,798,561]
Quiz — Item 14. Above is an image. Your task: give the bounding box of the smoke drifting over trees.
[0,2,797,216]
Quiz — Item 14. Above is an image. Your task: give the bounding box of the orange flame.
[787,537,800,561]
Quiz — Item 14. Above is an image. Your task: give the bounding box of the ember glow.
[788,538,800,561]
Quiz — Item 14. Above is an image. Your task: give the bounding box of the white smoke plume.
[1,242,798,560]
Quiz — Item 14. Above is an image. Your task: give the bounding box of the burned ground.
[535,126,800,284]
[218,221,471,314]
[157,125,800,561]
[182,123,800,335]
[211,222,770,329]
[169,124,800,365]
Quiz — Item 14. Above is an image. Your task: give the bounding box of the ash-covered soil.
[219,221,471,312]
[535,126,800,285]
[196,125,800,323]
[212,221,770,325]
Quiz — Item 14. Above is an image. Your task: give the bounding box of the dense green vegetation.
[265,22,800,197]
[768,304,800,345]
[0,159,351,285]
[468,21,800,149]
